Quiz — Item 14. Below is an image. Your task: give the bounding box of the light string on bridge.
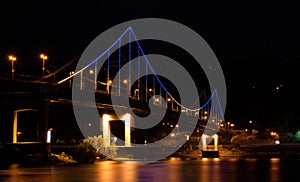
[57,26,224,121]
[128,30,132,97]
[118,39,121,96]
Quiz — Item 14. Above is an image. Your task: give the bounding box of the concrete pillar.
[202,134,207,151]
[214,134,218,151]
[124,113,131,147]
[102,114,111,147]
[13,111,18,143]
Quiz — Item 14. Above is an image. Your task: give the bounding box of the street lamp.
[40,54,48,77]
[8,55,17,79]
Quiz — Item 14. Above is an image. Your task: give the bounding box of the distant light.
[47,129,52,143]
[108,80,112,85]
[167,98,171,102]
[271,132,278,136]
[88,123,91,127]
[230,123,235,127]
[8,55,17,61]
[176,124,179,128]
[249,120,252,124]
[89,69,94,74]
[123,79,128,84]
[275,140,280,145]
[185,135,189,140]
[149,88,152,92]
[170,133,175,137]
[40,54,48,60]
[155,98,160,102]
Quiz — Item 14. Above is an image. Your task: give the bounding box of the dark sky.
[1,1,299,129]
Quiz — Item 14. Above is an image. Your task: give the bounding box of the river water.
[0,158,299,182]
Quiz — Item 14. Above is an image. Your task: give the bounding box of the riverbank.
[1,143,300,165]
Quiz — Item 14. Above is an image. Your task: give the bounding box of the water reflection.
[0,158,300,182]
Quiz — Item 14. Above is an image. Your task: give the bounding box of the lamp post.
[40,54,48,77]
[8,55,17,79]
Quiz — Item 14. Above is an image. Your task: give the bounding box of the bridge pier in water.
[201,134,220,158]
[101,113,133,147]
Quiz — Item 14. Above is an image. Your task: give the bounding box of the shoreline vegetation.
[1,142,300,165]
[1,135,300,165]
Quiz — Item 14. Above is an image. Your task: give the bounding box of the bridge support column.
[102,114,111,147]
[13,111,18,143]
[12,109,39,144]
[202,134,218,151]
[202,134,206,150]
[124,114,131,147]
[214,134,218,151]
[102,113,132,147]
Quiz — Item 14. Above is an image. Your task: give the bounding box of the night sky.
[1,1,299,130]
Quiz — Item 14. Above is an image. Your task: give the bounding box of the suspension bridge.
[0,26,227,159]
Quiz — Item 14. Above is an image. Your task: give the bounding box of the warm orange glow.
[8,55,16,61]
[123,79,128,84]
[148,88,152,91]
[169,157,181,161]
[108,80,112,84]
[40,54,48,60]
[270,158,280,163]
[230,123,234,127]
[89,69,94,74]
[212,158,220,161]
